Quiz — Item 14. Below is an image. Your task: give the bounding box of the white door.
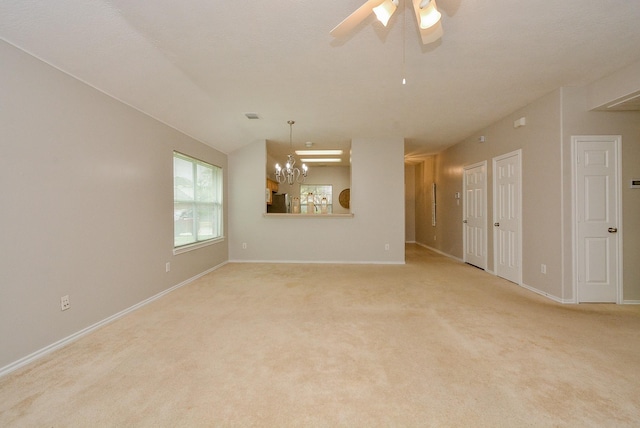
[574,136,621,303]
[493,150,522,284]
[463,162,487,269]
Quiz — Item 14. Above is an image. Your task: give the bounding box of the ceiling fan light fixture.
[417,0,442,29]
[373,0,399,27]
[331,0,445,45]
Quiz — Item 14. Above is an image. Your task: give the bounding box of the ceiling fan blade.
[330,0,386,38]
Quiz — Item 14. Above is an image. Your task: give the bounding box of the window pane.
[174,202,196,246]
[174,152,223,248]
[300,184,333,214]
[174,156,194,202]
[196,163,214,202]
[196,203,214,241]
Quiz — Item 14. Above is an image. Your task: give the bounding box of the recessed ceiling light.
[295,150,344,156]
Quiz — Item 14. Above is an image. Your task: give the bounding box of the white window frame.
[173,151,223,253]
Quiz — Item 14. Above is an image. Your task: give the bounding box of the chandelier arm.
[274,120,309,186]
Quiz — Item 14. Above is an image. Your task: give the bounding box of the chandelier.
[275,120,308,185]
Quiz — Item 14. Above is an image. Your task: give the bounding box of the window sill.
[173,236,225,255]
[263,213,354,218]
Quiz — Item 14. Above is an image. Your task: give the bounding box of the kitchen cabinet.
[266,178,278,205]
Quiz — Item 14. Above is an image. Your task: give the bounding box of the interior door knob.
[494,222,500,227]
[608,227,618,233]
[463,220,468,223]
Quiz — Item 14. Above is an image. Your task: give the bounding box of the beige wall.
[587,59,640,110]
[229,138,406,263]
[427,89,563,286]
[417,85,640,303]
[0,41,228,371]
[561,86,640,301]
[405,164,416,242]
[414,157,436,248]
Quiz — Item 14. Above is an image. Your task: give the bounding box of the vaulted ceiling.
[2,1,640,161]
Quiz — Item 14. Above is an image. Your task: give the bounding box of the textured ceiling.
[2,0,640,160]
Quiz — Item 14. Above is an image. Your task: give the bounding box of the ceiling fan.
[330,0,443,45]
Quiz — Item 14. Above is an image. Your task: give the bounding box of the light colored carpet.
[1,245,639,427]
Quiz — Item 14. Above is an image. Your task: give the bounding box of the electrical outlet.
[60,295,70,311]
[165,262,171,272]
[242,242,247,250]
[541,264,547,274]
[384,243,390,251]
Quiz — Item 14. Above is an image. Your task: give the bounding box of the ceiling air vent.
[244,112,260,119]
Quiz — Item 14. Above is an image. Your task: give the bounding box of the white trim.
[560,88,566,302]
[571,138,577,303]
[492,150,523,285]
[0,262,228,378]
[415,244,574,304]
[616,138,624,304]
[571,135,623,303]
[623,300,640,305]
[415,242,464,262]
[173,236,225,255]
[462,161,488,270]
[520,282,575,304]
[229,259,405,265]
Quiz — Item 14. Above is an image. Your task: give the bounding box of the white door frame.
[463,161,488,270]
[492,149,522,285]
[571,135,623,303]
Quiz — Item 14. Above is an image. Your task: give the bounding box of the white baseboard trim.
[0,261,228,379]
[415,242,464,263]
[520,282,575,304]
[414,243,581,304]
[623,300,640,305]
[228,259,405,265]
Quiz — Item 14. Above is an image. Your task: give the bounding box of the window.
[300,184,333,214]
[173,152,223,248]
